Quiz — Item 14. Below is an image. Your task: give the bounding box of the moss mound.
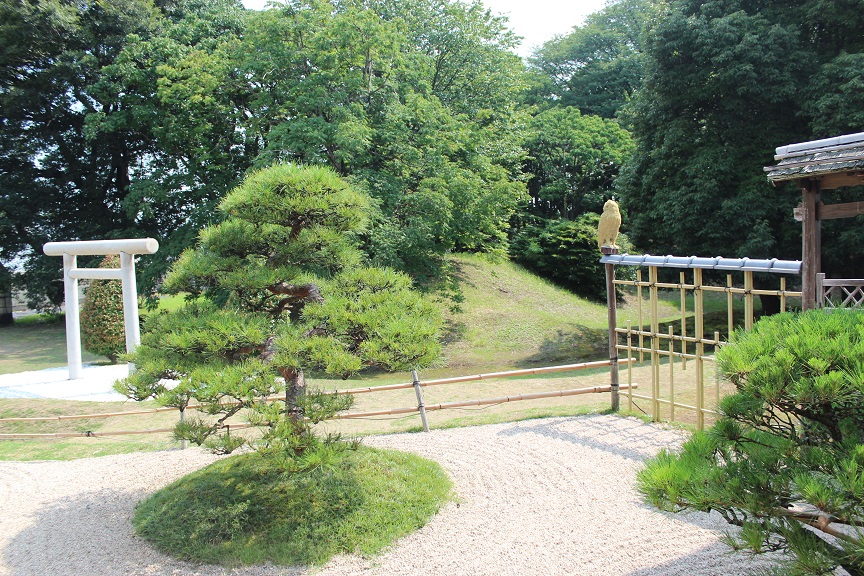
[133,446,452,566]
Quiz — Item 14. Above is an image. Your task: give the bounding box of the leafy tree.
[116,164,442,458]
[80,255,126,363]
[527,0,659,119]
[523,107,634,219]
[639,309,864,576]
[0,0,164,308]
[237,0,529,279]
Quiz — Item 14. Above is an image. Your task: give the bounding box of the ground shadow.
[3,486,303,576]
[516,325,608,367]
[496,414,677,462]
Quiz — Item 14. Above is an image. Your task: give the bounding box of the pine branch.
[777,507,862,544]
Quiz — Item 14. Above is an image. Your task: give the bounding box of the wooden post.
[815,273,825,308]
[726,274,734,338]
[679,272,687,370]
[179,407,187,450]
[649,265,660,421]
[411,369,430,432]
[668,325,675,421]
[626,320,633,412]
[636,269,644,362]
[801,181,821,310]
[602,246,619,412]
[744,271,754,331]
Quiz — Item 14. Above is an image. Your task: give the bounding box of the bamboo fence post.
[714,331,721,409]
[411,369,430,432]
[727,274,734,338]
[780,276,787,312]
[636,269,644,362]
[680,271,687,370]
[668,325,675,421]
[626,320,633,412]
[649,265,660,421]
[180,407,187,450]
[694,268,705,430]
[603,248,619,412]
[744,271,754,331]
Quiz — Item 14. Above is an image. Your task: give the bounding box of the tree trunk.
[282,367,306,423]
[0,291,12,326]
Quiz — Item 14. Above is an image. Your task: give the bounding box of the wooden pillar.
[602,246,619,412]
[801,181,821,310]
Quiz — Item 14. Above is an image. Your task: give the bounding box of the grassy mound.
[133,446,453,566]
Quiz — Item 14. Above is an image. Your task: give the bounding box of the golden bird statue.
[597,199,622,250]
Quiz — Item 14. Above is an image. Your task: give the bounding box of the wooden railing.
[817,274,864,309]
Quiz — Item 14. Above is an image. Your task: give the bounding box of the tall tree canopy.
[619,0,864,274]
[523,107,633,219]
[1,0,530,305]
[527,0,660,119]
[0,0,249,307]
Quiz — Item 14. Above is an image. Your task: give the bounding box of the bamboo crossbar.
[616,346,704,361]
[330,384,638,419]
[0,422,257,440]
[613,279,801,298]
[615,328,721,346]
[0,427,177,439]
[0,361,633,427]
[332,359,632,395]
[0,382,640,435]
[627,393,719,416]
[0,405,179,423]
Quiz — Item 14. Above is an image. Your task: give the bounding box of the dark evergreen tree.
[618,0,864,278]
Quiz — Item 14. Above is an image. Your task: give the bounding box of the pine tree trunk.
[282,368,306,423]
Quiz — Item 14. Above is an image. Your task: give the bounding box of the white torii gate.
[43,238,159,380]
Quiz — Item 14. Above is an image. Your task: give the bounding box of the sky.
[239,0,610,58]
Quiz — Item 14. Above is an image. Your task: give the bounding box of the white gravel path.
[0,415,778,576]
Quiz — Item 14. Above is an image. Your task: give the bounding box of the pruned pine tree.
[117,165,441,461]
[638,310,864,576]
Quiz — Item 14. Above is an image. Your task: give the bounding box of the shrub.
[510,214,633,301]
[638,310,864,575]
[81,255,125,363]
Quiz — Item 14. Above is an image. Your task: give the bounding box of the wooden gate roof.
[765,132,864,189]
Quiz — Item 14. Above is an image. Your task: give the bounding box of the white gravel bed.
[0,415,778,575]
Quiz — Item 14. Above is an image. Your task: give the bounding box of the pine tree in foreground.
[638,310,864,576]
[116,164,441,462]
[81,255,125,363]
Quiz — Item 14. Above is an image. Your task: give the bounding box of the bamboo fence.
[613,267,801,430]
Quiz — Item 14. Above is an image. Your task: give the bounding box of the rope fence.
[0,359,633,440]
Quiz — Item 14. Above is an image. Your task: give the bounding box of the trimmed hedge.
[80,255,125,363]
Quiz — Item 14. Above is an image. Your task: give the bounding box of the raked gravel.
[1,415,780,576]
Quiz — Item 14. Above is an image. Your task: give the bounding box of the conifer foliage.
[117,164,442,459]
[81,255,126,364]
[638,310,864,575]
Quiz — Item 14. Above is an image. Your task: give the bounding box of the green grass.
[0,316,106,374]
[133,447,453,566]
[442,254,682,369]
[0,295,195,375]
